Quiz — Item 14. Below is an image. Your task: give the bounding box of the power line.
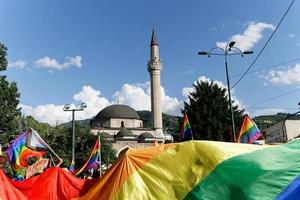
[230,58,300,79]
[245,106,298,110]
[231,0,296,89]
[250,87,300,107]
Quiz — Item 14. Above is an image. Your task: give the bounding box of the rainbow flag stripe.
[75,138,100,176]
[179,113,193,141]
[75,140,300,200]
[237,114,262,143]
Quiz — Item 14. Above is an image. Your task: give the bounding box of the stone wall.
[109,118,143,128]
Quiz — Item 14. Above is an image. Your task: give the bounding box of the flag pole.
[49,154,55,167]
[98,134,101,177]
[30,128,62,165]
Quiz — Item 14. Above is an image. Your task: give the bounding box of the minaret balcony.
[147,62,163,72]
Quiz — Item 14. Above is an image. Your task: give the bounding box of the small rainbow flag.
[75,138,100,176]
[179,113,193,141]
[237,114,262,144]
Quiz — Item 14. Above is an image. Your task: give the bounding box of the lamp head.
[80,102,87,109]
[243,50,253,55]
[229,41,236,48]
[63,104,70,110]
[198,51,208,55]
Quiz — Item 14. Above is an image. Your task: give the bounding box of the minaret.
[147,29,163,136]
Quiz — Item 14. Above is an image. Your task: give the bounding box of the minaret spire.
[147,29,163,136]
[150,29,159,46]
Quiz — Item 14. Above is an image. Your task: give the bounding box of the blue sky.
[1,0,300,124]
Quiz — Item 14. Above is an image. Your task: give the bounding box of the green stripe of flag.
[184,141,300,200]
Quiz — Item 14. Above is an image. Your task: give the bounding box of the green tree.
[43,122,116,170]
[183,80,244,141]
[45,125,71,167]
[74,123,96,168]
[0,43,21,145]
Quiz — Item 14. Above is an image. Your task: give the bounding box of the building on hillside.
[90,30,173,155]
[265,120,300,143]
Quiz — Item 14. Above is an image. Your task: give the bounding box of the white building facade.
[266,120,300,143]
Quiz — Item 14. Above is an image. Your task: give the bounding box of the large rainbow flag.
[179,113,193,141]
[2,140,300,199]
[75,140,300,200]
[6,130,46,177]
[74,138,100,176]
[237,114,262,143]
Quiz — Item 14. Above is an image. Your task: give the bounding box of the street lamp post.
[198,41,253,142]
[63,103,87,167]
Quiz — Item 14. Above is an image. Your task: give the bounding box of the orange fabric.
[0,167,95,200]
[19,147,45,167]
[76,143,174,200]
[0,169,27,200]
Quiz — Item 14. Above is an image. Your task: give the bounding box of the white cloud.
[20,85,110,125]
[182,76,228,98]
[182,76,244,109]
[20,82,183,125]
[216,22,275,51]
[182,87,194,99]
[113,83,151,111]
[20,75,251,125]
[67,56,82,68]
[73,85,111,119]
[35,56,82,70]
[264,63,300,85]
[8,60,26,69]
[20,104,70,126]
[113,82,183,116]
[161,87,182,116]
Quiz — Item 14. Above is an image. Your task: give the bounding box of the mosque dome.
[116,128,133,137]
[139,132,154,140]
[94,104,140,121]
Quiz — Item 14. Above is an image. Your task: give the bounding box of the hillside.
[59,112,300,136]
[137,111,181,135]
[253,112,300,131]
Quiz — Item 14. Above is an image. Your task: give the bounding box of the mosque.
[90,30,172,154]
